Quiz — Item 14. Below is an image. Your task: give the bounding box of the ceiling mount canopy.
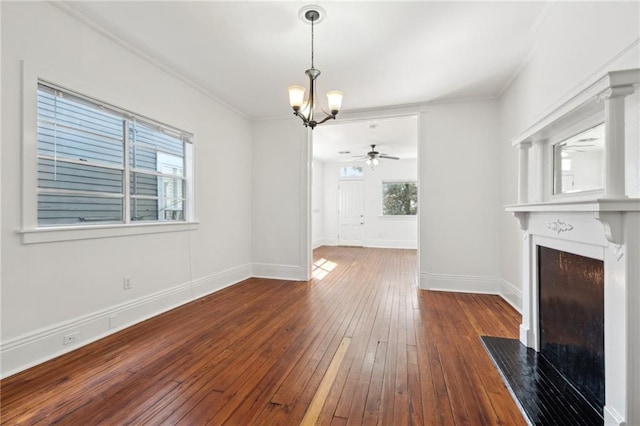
[288,5,343,130]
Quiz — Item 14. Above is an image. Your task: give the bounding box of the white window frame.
[19,62,197,244]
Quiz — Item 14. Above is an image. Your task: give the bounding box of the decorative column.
[530,138,545,203]
[517,141,531,204]
[600,85,636,198]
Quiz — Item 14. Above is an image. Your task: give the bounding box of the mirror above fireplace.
[553,122,605,195]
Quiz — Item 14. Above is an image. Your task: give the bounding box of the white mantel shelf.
[505,198,640,213]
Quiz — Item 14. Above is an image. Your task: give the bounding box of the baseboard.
[191,263,252,298]
[420,272,502,294]
[364,239,418,249]
[499,279,522,313]
[251,263,308,281]
[313,238,334,249]
[314,239,416,249]
[420,272,522,313]
[0,264,251,379]
[604,405,626,426]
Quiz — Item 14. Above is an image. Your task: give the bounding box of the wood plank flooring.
[0,246,525,425]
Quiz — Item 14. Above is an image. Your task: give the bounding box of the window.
[340,166,364,178]
[36,82,193,226]
[382,181,417,215]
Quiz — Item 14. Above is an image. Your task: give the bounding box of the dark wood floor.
[0,246,524,425]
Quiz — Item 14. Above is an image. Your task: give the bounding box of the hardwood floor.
[0,247,525,425]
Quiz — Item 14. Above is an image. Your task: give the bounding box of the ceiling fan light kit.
[356,144,400,169]
[288,5,343,129]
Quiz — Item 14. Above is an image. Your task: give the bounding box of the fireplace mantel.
[507,199,640,244]
[506,69,639,425]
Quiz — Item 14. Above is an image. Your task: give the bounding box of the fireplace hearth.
[482,336,603,425]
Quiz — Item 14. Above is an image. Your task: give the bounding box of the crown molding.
[49,0,249,120]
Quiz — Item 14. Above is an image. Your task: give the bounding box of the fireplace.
[538,246,604,412]
[501,69,640,425]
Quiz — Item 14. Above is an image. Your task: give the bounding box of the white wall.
[312,159,325,248]
[498,1,640,303]
[251,118,310,280]
[1,2,253,377]
[419,100,505,297]
[321,159,418,249]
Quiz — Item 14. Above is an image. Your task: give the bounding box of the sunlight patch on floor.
[312,258,338,280]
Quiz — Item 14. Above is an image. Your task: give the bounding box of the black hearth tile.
[481,336,603,426]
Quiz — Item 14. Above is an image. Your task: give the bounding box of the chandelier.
[288,6,343,129]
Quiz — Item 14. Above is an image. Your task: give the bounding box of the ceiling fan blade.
[379,155,400,160]
[351,155,368,159]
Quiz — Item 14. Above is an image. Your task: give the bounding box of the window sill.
[19,221,199,244]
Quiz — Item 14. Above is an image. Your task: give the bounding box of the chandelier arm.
[293,111,311,127]
[307,71,315,124]
[315,114,337,126]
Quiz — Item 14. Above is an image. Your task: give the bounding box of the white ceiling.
[60,1,548,161]
[313,115,418,162]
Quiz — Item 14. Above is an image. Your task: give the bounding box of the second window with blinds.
[36,82,193,226]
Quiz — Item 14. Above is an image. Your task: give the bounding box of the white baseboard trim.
[315,239,416,249]
[313,238,333,249]
[420,272,522,313]
[420,272,502,294]
[604,405,626,426]
[364,239,418,249]
[0,263,252,379]
[499,279,522,313]
[251,263,308,281]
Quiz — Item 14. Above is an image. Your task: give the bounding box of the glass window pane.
[131,198,158,221]
[160,176,184,201]
[37,87,124,167]
[38,194,123,225]
[38,158,123,193]
[340,166,364,177]
[160,199,184,221]
[130,121,183,156]
[130,172,158,196]
[37,86,124,140]
[382,182,418,215]
[130,146,184,176]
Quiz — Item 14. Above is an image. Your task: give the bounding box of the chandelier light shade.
[288,6,343,129]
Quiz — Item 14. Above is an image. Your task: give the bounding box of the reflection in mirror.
[553,123,605,195]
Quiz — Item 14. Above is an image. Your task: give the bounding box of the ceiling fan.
[354,144,399,166]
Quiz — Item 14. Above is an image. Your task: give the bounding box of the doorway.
[309,113,420,284]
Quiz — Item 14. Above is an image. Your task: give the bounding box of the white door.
[338,180,365,246]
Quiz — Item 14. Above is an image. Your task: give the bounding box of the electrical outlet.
[123,276,132,290]
[63,331,80,345]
